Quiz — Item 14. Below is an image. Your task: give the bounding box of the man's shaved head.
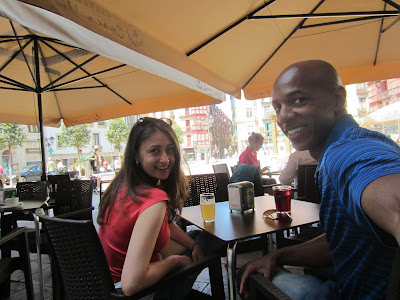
[271,60,347,158]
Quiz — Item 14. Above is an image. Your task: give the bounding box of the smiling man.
[238,60,400,299]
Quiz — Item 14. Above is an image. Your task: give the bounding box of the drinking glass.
[272,185,292,219]
[200,193,215,222]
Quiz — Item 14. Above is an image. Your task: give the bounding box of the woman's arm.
[121,201,191,296]
[163,222,203,261]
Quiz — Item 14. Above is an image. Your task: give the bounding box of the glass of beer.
[200,193,215,222]
[272,185,292,220]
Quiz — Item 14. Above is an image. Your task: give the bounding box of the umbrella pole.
[38,94,46,182]
[33,38,47,183]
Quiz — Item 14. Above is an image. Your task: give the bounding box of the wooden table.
[180,195,320,300]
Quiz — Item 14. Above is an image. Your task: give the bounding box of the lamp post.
[267,106,278,155]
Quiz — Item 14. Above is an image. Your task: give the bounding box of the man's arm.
[239,233,332,297]
[361,173,400,246]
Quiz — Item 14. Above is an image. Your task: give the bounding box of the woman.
[239,132,270,173]
[97,117,202,298]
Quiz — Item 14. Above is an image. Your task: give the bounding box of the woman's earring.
[135,161,139,165]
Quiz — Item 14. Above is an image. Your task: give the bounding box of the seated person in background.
[98,117,205,299]
[239,132,270,173]
[279,150,317,188]
[238,60,400,299]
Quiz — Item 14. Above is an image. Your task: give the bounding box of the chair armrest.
[0,227,27,246]
[57,206,95,219]
[249,273,292,300]
[113,254,223,299]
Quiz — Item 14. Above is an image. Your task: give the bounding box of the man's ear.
[333,86,347,112]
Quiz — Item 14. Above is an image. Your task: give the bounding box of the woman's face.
[137,130,176,181]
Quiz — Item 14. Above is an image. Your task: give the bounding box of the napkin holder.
[228,181,255,213]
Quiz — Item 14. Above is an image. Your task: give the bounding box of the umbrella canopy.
[18,0,400,100]
[0,1,224,180]
[361,101,400,125]
[0,2,224,127]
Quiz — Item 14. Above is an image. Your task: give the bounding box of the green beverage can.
[4,188,17,199]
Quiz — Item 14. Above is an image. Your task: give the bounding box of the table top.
[0,198,49,213]
[180,195,320,242]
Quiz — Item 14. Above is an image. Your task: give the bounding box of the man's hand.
[239,252,280,299]
[261,166,271,173]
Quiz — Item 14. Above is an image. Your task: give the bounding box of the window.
[93,133,100,146]
[97,121,106,125]
[187,135,192,146]
[246,108,253,118]
[28,125,39,133]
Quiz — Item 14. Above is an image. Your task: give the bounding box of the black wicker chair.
[0,227,34,299]
[31,180,94,300]
[54,180,94,220]
[185,173,230,207]
[17,181,48,201]
[248,273,292,300]
[47,174,70,200]
[35,208,225,300]
[212,163,231,177]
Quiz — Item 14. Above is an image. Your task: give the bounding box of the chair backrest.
[230,164,264,196]
[36,209,116,300]
[297,164,319,203]
[47,174,70,199]
[186,173,229,207]
[54,180,93,218]
[16,181,48,201]
[212,163,230,176]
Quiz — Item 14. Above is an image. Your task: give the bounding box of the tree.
[105,118,129,161]
[58,121,91,174]
[0,123,26,186]
[172,123,183,144]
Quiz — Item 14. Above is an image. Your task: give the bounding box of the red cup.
[272,185,292,219]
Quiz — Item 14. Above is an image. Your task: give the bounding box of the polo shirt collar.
[320,114,359,159]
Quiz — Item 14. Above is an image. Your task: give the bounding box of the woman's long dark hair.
[97,117,188,224]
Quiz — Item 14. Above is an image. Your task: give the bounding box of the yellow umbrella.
[18,0,400,99]
[0,2,224,179]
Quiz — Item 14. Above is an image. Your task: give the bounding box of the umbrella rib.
[0,75,35,91]
[41,53,100,91]
[301,15,396,29]
[10,21,37,86]
[381,0,400,10]
[242,0,326,90]
[374,4,387,66]
[186,0,276,56]
[381,15,400,33]
[47,64,126,91]
[249,11,399,20]
[0,36,31,73]
[41,39,131,105]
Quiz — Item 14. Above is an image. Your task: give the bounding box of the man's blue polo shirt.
[317,114,400,299]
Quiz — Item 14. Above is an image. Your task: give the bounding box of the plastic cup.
[5,197,19,207]
[200,193,215,222]
[272,185,292,219]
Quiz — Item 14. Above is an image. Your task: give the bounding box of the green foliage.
[0,123,26,149]
[172,123,183,144]
[58,121,91,150]
[105,118,129,157]
[0,123,27,186]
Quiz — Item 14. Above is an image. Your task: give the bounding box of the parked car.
[5,165,43,183]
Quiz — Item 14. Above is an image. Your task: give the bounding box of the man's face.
[271,67,337,152]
